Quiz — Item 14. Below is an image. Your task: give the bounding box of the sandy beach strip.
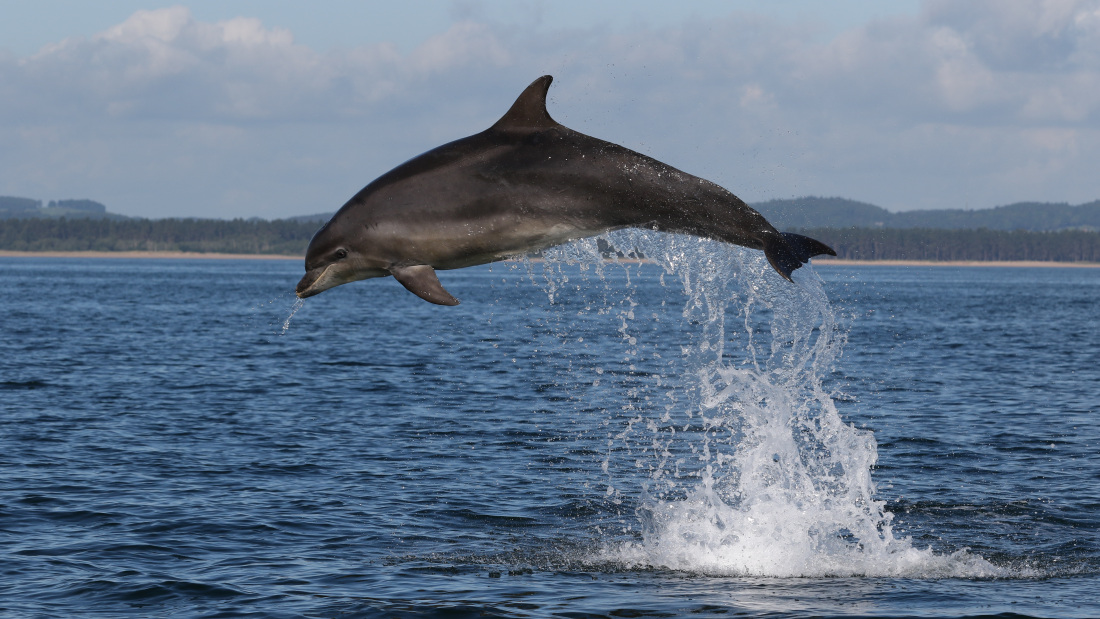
[0,250,300,260]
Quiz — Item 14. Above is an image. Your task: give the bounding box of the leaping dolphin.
[296,75,835,305]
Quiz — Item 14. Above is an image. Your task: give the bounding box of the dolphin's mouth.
[296,265,333,299]
[296,263,387,298]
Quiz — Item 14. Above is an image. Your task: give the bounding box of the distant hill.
[1,194,331,225]
[752,197,1100,231]
[1,218,315,254]
[3,211,1097,262]
[751,197,890,229]
[798,227,1100,262]
[283,212,333,224]
[0,196,41,213]
[0,196,130,221]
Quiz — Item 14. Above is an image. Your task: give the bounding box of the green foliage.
[754,197,892,229]
[0,217,320,254]
[800,227,1100,262]
[2,195,130,221]
[47,199,106,213]
[0,196,43,213]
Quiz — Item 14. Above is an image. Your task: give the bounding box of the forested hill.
[3,216,1098,262]
[283,212,334,223]
[2,194,1099,261]
[0,218,317,254]
[752,197,1100,231]
[0,196,131,221]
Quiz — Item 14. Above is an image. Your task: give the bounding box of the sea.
[2,231,1098,618]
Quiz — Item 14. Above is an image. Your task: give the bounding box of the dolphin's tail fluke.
[762,232,837,282]
[781,232,837,263]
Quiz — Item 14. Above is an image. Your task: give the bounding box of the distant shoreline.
[2,251,1098,268]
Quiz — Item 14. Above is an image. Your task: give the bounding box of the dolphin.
[296,75,835,305]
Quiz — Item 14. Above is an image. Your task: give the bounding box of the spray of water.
[530,230,1008,578]
[280,298,305,335]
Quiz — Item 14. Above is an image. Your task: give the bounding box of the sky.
[1,0,1098,219]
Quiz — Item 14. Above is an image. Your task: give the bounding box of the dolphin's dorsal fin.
[490,75,558,133]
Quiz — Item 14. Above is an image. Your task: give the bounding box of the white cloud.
[408,22,511,73]
[1,1,1099,218]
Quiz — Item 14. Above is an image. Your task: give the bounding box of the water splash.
[280,298,305,335]
[530,230,1009,578]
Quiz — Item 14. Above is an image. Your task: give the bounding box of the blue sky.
[2,1,1097,219]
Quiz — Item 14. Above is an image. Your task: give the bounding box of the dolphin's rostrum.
[296,76,835,305]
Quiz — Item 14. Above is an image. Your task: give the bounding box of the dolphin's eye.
[334,248,348,260]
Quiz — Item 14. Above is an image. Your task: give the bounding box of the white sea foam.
[534,230,1011,579]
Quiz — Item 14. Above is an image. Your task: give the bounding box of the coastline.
[1,251,1097,268]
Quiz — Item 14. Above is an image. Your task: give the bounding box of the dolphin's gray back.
[308,75,834,294]
[338,125,775,266]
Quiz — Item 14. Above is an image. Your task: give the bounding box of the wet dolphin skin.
[296,76,835,305]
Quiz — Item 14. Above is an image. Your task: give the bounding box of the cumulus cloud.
[1,1,1098,218]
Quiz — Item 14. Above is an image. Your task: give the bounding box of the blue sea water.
[1,235,1098,618]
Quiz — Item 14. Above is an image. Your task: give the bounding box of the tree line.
[0,217,320,254]
[799,227,1100,262]
[2,217,1099,261]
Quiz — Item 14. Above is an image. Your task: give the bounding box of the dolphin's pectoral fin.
[390,265,461,306]
[762,233,837,282]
